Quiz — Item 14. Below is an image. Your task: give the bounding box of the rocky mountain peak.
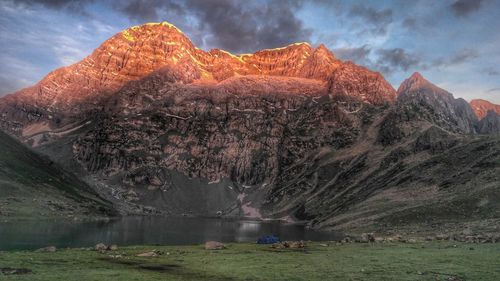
[313,44,336,60]
[470,99,500,120]
[0,21,400,135]
[397,72,431,94]
[394,72,478,135]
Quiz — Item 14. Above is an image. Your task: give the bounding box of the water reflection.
[0,216,341,250]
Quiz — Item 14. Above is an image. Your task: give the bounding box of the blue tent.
[257,235,280,244]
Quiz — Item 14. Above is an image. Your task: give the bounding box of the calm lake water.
[0,216,341,250]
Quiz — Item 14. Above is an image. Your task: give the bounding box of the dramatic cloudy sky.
[1,0,499,103]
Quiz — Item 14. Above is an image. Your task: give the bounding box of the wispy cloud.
[432,49,479,68]
[486,88,500,93]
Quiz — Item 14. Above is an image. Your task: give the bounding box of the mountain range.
[0,22,499,234]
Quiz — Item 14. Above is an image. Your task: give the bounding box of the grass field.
[1,241,499,280]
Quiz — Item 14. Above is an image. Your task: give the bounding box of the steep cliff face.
[67,69,368,213]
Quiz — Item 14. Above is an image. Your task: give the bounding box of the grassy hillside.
[0,130,114,219]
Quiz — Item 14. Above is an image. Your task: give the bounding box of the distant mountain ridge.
[470,99,500,119]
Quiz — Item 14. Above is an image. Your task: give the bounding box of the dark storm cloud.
[451,0,484,17]
[8,0,94,15]
[334,45,372,64]
[8,0,312,53]
[114,0,186,22]
[111,0,312,53]
[376,48,420,74]
[188,0,311,53]
[348,5,393,35]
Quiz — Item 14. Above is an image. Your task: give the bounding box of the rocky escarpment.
[63,68,374,215]
[265,73,499,232]
[378,73,478,145]
[477,110,500,134]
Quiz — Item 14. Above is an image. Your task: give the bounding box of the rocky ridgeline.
[0,22,395,136]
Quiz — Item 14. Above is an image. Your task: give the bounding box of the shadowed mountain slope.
[0,130,115,219]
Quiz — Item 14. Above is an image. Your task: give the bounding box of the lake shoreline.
[0,216,342,251]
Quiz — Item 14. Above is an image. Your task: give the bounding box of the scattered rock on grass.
[36,246,56,252]
[271,243,286,249]
[387,234,403,242]
[204,241,226,250]
[359,233,375,243]
[271,241,305,249]
[137,250,163,257]
[95,243,107,251]
[435,234,449,241]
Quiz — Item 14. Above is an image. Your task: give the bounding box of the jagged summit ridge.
[2,22,392,105]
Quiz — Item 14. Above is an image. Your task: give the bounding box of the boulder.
[108,245,118,251]
[285,241,305,248]
[36,246,56,253]
[271,241,306,249]
[137,250,162,257]
[95,243,108,251]
[435,234,449,241]
[271,243,286,249]
[387,234,402,242]
[204,241,226,250]
[360,233,375,243]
